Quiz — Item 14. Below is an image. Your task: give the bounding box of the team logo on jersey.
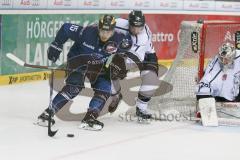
[222,74,227,80]
[83,42,95,50]
[191,31,199,53]
[103,41,118,54]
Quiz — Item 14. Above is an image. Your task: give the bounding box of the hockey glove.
[119,38,132,52]
[105,54,127,80]
[47,41,63,63]
[103,41,118,54]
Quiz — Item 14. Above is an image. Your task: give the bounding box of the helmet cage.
[99,15,116,31]
[128,10,145,27]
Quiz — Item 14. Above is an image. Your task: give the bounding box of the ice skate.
[136,107,152,124]
[35,109,55,127]
[79,110,104,131]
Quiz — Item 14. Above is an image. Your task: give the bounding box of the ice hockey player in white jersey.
[108,10,159,122]
[196,42,240,102]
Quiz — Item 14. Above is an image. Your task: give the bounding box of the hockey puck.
[67,134,74,138]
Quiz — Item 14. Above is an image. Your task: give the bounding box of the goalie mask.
[218,42,236,70]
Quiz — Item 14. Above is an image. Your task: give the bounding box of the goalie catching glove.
[105,53,127,80]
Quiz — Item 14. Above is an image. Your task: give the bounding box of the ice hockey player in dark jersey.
[36,15,131,131]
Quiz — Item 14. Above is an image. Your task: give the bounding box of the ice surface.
[0,81,240,160]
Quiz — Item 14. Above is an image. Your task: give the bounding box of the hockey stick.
[6,53,68,71]
[6,52,145,71]
[7,53,60,136]
[6,53,110,77]
[48,69,58,137]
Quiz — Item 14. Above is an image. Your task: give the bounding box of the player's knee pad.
[89,91,110,112]
[60,84,82,100]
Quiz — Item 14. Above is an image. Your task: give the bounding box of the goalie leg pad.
[198,97,218,126]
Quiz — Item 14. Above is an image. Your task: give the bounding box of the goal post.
[149,20,240,118]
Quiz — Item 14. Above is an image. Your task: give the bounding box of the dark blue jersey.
[54,23,131,60]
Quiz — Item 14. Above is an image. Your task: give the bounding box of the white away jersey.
[196,50,240,101]
[115,18,155,62]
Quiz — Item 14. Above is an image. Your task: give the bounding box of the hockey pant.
[50,70,111,114]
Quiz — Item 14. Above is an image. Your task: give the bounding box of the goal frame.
[198,21,240,80]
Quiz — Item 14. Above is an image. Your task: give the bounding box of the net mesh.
[149,21,240,116]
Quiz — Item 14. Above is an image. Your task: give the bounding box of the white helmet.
[218,42,236,69]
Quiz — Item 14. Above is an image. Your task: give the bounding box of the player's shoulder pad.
[80,24,98,37]
[135,28,152,46]
[82,24,98,33]
[112,30,129,42]
[115,18,129,32]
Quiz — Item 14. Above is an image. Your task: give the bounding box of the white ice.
[0,81,240,160]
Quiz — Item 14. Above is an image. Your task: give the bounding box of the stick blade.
[48,128,58,137]
[47,111,58,137]
[6,53,25,66]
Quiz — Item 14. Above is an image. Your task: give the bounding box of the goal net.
[149,20,240,118]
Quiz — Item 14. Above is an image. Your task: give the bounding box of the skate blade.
[78,123,103,131]
[33,120,55,127]
[137,117,151,124]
